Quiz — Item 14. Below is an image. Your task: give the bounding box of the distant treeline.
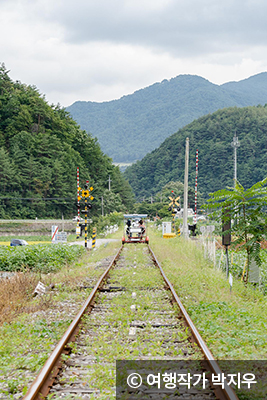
[124,106,267,202]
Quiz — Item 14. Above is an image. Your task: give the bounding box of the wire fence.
[199,228,266,293]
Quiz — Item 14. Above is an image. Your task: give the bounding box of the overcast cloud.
[1,0,267,106]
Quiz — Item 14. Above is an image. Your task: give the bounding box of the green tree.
[0,148,17,193]
[206,178,267,282]
[0,67,134,218]
[134,202,160,219]
[102,189,126,215]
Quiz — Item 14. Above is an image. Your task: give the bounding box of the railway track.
[23,244,239,400]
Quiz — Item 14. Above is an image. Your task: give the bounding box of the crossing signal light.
[81,203,92,213]
[168,206,180,213]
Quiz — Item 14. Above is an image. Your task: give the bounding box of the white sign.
[52,225,67,243]
[56,232,67,242]
[229,273,233,287]
[162,222,172,235]
[51,225,58,242]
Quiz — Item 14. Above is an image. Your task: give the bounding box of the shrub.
[0,244,85,273]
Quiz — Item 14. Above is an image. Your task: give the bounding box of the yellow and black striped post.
[84,197,88,248]
[92,227,97,249]
[172,209,175,233]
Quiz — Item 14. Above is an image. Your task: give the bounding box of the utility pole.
[193,150,199,226]
[182,137,189,238]
[84,180,89,248]
[231,131,240,183]
[76,167,80,239]
[108,175,111,191]
[231,131,240,227]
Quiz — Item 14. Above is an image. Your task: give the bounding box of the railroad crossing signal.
[168,196,180,209]
[168,191,180,213]
[77,182,94,248]
[168,191,180,234]
[78,186,94,201]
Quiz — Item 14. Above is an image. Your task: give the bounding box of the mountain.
[66,73,267,163]
[123,105,267,202]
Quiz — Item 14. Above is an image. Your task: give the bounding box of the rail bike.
[122,214,149,244]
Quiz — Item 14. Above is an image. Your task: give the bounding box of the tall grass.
[0,273,39,324]
[149,228,267,360]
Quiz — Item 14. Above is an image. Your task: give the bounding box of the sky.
[1,0,267,107]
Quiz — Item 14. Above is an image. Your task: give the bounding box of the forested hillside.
[0,64,134,219]
[67,73,267,163]
[124,106,267,202]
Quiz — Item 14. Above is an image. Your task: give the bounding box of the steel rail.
[24,243,239,400]
[23,245,123,400]
[148,244,239,400]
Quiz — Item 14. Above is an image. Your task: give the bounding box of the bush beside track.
[0,244,85,273]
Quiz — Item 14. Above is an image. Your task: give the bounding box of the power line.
[0,197,76,201]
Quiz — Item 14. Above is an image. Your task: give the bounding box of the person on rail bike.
[138,219,146,238]
[126,219,132,238]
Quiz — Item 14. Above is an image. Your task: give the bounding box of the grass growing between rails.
[0,240,122,398]
[149,228,267,360]
[53,244,202,400]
